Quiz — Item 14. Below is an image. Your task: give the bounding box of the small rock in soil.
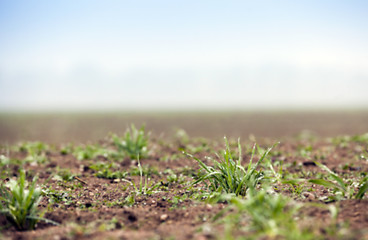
[84,202,93,208]
[160,214,169,221]
[127,213,137,222]
[302,192,316,200]
[303,161,317,166]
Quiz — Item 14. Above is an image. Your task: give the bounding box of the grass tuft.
[186,137,277,196]
[0,169,58,230]
[309,162,368,200]
[112,124,149,160]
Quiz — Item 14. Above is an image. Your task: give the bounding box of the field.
[1,111,368,240]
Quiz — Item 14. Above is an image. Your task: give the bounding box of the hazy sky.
[1,0,367,111]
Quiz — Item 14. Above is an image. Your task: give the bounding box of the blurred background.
[1,0,368,143]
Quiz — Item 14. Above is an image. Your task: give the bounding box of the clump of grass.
[89,162,128,179]
[18,141,49,155]
[0,170,58,230]
[129,164,159,177]
[73,144,114,161]
[186,137,276,196]
[52,168,75,182]
[215,190,316,240]
[18,141,49,164]
[41,187,73,206]
[309,162,368,201]
[112,124,149,160]
[122,156,160,196]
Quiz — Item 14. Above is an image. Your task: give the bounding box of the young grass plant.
[18,141,49,164]
[309,162,368,200]
[214,189,316,240]
[73,144,115,161]
[0,170,58,230]
[112,124,149,160]
[186,137,277,196]
[89,162,127,179]
[121,156,160,196]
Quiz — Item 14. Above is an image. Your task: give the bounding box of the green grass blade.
[223,137,233,190]
[308,179,339,189]
[355,177,368,199]
[246,144,256,175]
[224,137,233,163]
[237,138,242,166]
[185,152,212,174]
[187,138,276,196]
[280,179,305,185]
[314,162,347,192]
[26,216,59,226]
[247,143,275,178]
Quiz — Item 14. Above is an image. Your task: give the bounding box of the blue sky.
[0,0,367,111]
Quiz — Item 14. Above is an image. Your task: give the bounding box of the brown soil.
[1,111,368,239]
[1,111,368,144]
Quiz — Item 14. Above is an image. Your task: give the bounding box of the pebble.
[30,162,38,167]
[160,214,168,221]
[197,236,207,240]
[53,235,61,240]
[302,192,315,200]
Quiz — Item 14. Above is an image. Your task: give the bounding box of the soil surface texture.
[1,111,368,239]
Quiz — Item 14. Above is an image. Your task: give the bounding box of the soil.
[1,111,368,144]
[1,111,368,239]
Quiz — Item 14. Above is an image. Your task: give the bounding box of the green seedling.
[60,143,74,155]
[265,157,305,191]
[42,187,73,206]
[234,192,303,239]
[129,165,159,177]
[121,157,160,196]
[186,137,277,196]
[52,168,75,182]
[214,190,316,240]
[350,133,368,144]
[18,141,49,155]
[360,150,368,161]
[174,128,190,145]
[0,154,10,165]
[123,195,135,206]
[0,155,24,179]
[89,162,127,179]
[330,133,368,147]
[73,144,114,161]
[179,137,213,154]
[309,162,368,200]
[96,169,127,180]
[0,155,11,177]
[167,193,189,209]
[0,170,58,230]
[356,176,368,199]
[163,169,186,184]
[112,124,149,160]
[18,141,49,164]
